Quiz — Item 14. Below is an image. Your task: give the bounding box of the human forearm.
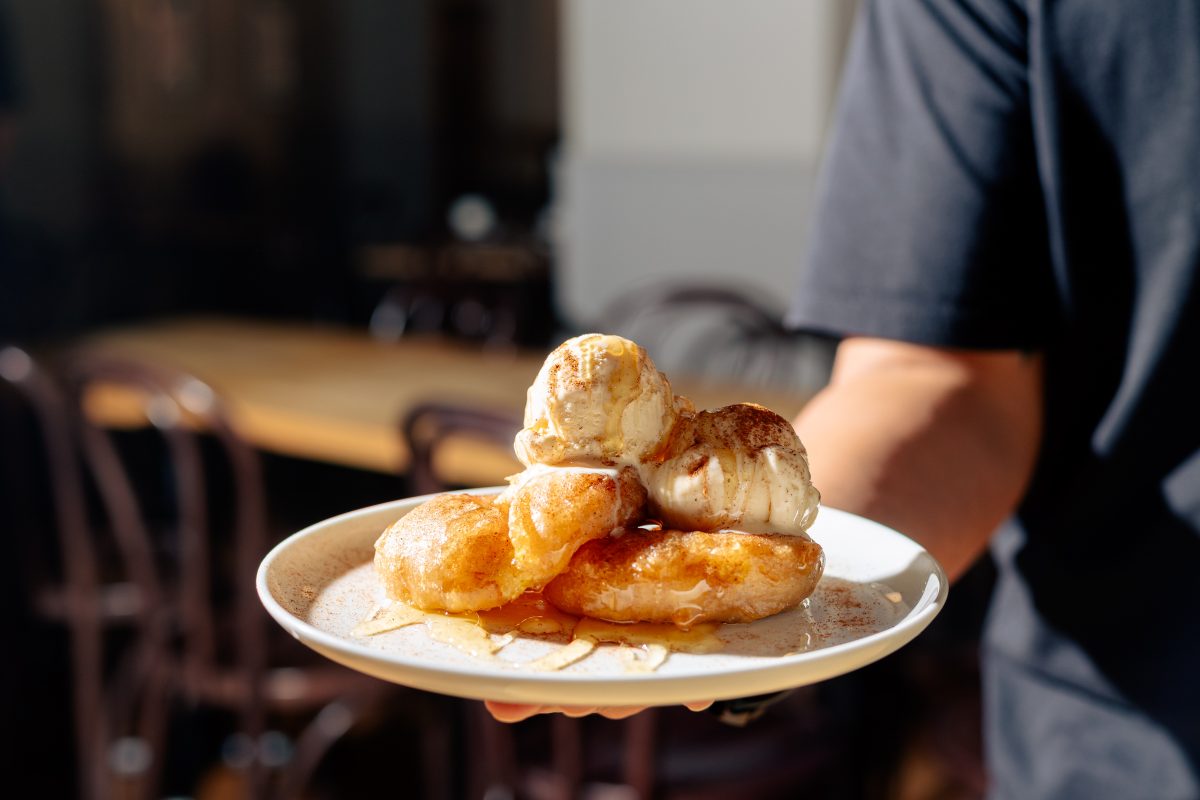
[794,338,1043,581]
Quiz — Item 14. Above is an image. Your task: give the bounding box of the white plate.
[257,490,947,707]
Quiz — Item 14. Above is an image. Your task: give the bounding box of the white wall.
[553,0,856,328]
[565,0,843,162]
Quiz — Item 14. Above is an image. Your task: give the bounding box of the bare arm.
[794,337,1044,581]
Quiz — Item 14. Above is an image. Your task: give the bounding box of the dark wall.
[0,0,560,345]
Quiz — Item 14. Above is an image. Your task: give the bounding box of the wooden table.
[76,317,808,486]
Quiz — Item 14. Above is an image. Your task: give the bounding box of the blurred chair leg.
[549,716,583,800]
[275,698,357,800]
[622,710,658,799]
[70,610,109,800]
[471,701,519,799]
[135,658,173,800]
[102,636,160,800]
[238,695,268,799]
[419,696,456,800]
[276,689,455,800]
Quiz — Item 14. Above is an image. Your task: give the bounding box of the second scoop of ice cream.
[643,403,821,536]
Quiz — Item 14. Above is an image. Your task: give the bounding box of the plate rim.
[256,490,949,702]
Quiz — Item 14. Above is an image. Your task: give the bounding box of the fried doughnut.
[544,528,824,627]
[374,493,524,612]
[503,465,647,589]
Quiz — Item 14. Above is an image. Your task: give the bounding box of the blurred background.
[0,1,994,798]
[0,0,856,349]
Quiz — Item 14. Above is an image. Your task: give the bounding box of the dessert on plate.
[372,333,824,628]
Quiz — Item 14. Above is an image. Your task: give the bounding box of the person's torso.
[984,3,1200,797]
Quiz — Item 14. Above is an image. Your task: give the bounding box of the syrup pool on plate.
[352,590,723,672]
[315,564,908,674]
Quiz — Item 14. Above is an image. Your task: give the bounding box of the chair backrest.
[401,400,523,495]
[2,346,271,797]
[366,243,547,348]
[2,345,108,799]
[1,346,99,618]
[62,352,269,701]
[600,282,835,392]
[6,346,428,800]
[64,352,277,798]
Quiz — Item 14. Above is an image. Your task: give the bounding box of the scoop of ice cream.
[515,333,691,467]
[643,403,820,535]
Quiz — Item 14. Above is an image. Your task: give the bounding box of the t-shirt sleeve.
[786,0,1056,350]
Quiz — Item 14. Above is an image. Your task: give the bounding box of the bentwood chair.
[2,346,420,800]
[402,400,523,497]
[2,345,114,800]
[601,282,835,393]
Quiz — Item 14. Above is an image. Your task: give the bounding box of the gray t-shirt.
[787,2,1200,798]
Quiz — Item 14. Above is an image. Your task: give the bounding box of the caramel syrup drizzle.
[353,591,723,672]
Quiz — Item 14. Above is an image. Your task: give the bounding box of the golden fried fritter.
[374,493,522,612]
[505,466,647,589]
[375,467,648,613]
[544,528,824,626]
